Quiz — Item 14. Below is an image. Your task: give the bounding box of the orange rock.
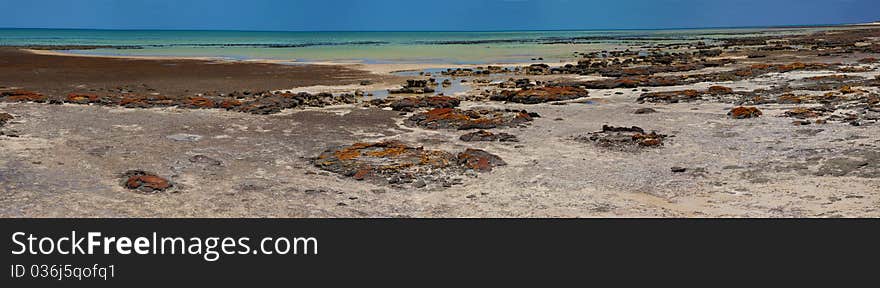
[334,147,363,161]
[1,90,46,102]
[776,62,807,72]
[784,108,821,119]
[728,106,762,119]
[122,170,172,193]
[632,133,665,146]
[365,146,407,158]
[66,93,100,103]
[352,168,371,180]
[185,97,216,108]
[219,99,243,109]
[423,108,467,122]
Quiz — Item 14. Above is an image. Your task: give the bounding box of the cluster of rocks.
[775,28,880,54]
[711,29,880,59]
[119,170,172,194]
[388,96,460,112]
[0,90,359,115]
[574,125,668,152]
[440,66,512,76]
[388,80,435,94]
[637,86,737,103]
[405,108,537,130]
[490,86,590,104]
[232,92,358,114]
[550,48,735,77]
[554,62,834,90]
[313,141,506,188]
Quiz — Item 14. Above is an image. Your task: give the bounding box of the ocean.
[0,27,839,64]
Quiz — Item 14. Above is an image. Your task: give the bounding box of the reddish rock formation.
[179,97,217,109]
[1,90,46,103]
[66,93,101,104]
[728,107,762,119]
[219,99,243,109]
[120,170,172,193]
[314,141,506,188]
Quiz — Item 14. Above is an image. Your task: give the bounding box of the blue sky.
[0,0,877,31]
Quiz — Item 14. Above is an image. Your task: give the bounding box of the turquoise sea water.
[0,27,839,64]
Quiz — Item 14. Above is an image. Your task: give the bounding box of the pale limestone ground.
[1,65,879,218]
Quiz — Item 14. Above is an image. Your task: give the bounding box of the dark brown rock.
[459,130,518,142]
[120,170,172,193]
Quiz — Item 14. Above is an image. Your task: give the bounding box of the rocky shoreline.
[1,26,879,217]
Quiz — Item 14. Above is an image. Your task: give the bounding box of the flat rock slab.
[405,108,536,130]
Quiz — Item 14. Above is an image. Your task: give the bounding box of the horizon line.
[0,21,869,33]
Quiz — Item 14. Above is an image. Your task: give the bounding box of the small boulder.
[120,170,172,193]
[728,107,762,119]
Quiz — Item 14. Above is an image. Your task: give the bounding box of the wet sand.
[0,48,395,97]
